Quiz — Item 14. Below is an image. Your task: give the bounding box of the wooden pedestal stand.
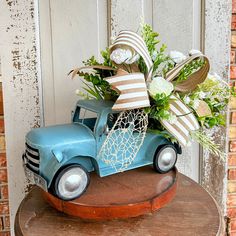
[43,166,177,220]
[15,167,224,236]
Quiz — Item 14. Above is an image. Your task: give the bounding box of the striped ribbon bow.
[106,72,150,111]
[70,30,210,147]
[161,96,200,146]
[107,30,153,111]
[110,30,153,81]
[161,53,210,146]
[107,31,210,146]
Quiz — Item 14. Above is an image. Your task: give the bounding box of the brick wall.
[228,1,236,235]
[0,61,10,235]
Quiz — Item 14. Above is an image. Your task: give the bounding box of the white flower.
[126,53,140,64]
[169,51,187,64]
[155,61,171,76]
[148,77,174,97]
[110,48,139,64]
[152,51,158,61]
[110,48,132,64]
[189,49,202,56]
[192,99,200,109]
[208,73,228,87]
[198,91,206,99]
[75,89,89,99]
[168,114,177,124]
[183,96,191,104]
[75,89,80,95]
[208,73,219,82]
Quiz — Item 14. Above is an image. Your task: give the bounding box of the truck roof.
[76,99,116,113]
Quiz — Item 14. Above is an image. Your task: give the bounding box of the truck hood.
[26,123,95,148]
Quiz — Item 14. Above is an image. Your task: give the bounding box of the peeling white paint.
[0,0,41,234]
[202,0,231,215]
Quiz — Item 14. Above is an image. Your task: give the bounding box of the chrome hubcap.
[64,175,82,192]
[58,167,88,199]
[158,147,176,172]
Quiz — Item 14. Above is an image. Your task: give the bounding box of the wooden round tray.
[43,166,178,220]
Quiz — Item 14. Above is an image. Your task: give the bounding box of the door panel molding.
[39,1,55,125]
[39,0,107,125]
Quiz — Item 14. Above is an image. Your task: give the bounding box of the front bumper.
[22,154,48,192]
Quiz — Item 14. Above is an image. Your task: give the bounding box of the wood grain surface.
[15,167,224,236]
[43,166,177,220]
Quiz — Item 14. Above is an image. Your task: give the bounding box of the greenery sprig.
[76,48,118,101]
[175,59,205,84]
[140,23,174,77]
[191,130,226,160]
[180,75,231,129]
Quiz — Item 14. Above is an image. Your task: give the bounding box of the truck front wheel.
[53,164,90,201]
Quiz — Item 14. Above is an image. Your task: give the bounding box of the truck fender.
[48,156,96,189]
[144,136,171,161]
[62,156,96,172]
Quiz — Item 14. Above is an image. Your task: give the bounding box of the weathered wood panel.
[201,0,231,214]
[41,0,107,125]
[153,0,202,183]
[153,0,194,54]
[0,0,41,234]
[109,0,152,39]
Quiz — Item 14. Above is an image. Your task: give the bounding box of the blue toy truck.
[23,99,181,201]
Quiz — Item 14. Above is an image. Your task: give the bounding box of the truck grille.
[25,143,40,174]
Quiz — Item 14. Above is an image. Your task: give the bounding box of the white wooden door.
[39,0,202,182]
[39,0,107,125]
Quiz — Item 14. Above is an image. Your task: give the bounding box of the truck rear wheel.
[153,145,177,174]
[53,164,90,201]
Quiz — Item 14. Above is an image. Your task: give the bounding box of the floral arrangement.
[70,23,235,159]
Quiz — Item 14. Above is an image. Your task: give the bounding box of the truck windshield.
[78,108,98,131]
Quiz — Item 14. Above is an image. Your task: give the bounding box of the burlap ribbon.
[110,30,153,81]
[70,31,152,111]
[108,31,211,146]
[161,95,200,146]
[166,53,210,92]
[70,30,210,146]
[105,72,150,111]
[106,30,153,110]
[160,53,210,146]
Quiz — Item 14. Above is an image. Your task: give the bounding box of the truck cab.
[23,99,181,201]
